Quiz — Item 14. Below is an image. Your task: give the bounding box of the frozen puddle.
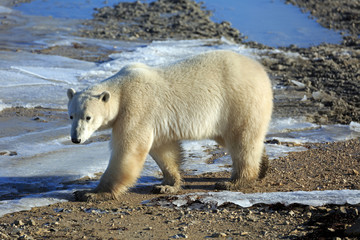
[1,39,360,216]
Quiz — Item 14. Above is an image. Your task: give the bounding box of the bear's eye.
[86,116,91,121]
[70,116,73,120]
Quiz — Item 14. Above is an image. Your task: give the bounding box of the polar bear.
[67,50,273,201]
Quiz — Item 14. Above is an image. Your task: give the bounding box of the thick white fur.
[67,50,273,200]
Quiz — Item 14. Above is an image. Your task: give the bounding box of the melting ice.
[0,39,360,217]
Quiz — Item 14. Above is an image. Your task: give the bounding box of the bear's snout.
[71,138,81,144]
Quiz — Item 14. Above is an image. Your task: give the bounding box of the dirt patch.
[0,139,359,239]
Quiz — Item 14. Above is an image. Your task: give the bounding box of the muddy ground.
[0,0,360,239]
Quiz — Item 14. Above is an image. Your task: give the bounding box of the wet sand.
[0,0,359,239]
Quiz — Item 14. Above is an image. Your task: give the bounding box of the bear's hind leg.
[215,135,264,191]
[150,141,183,194]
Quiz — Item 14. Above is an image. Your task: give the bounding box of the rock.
[339,206,347,214]
[352,169,359,176]
[0,150,17,156]
[171,233,188,239]
[345,217,360,237]
[210,232,227,238]
[0,232,10,239]
[27,219,36,226]
[13,220,24,226]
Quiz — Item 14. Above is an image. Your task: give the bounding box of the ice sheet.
[79,38,265,81]
[146,190,360,209]
[268,118,360,143]
[0,51,96,108]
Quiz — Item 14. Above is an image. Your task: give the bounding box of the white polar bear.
[67,50,273,201]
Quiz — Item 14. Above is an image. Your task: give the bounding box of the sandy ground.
[0,0,359,239]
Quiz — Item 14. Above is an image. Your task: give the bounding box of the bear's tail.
[258,149,269,179]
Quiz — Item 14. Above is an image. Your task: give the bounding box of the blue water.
[14,0,122,19]
[15,0,342,47]
[205,0,342,47]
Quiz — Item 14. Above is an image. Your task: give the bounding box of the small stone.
[288,210,295,217]
[240,232,249,236]
[352,169,359,176]
[171,233,188,239]
[144,227,152,230]
[14,220,24,226]
[0,150,17,156]
[27,219,36,226]
[345,217,360,236]
[339,206,347,214]
[210,232,227,238]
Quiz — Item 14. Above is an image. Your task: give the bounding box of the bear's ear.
[67,88,76,100]
[99,91,111,103]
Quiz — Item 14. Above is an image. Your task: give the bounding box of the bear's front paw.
[151,184,181,194]
[74,190,115,202]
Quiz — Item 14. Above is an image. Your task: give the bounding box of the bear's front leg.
[74,139,151,202]
[150,141,183,194]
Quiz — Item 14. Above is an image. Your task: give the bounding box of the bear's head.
[67,88,111,144]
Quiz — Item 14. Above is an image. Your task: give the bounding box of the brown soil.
[0,139,359,239]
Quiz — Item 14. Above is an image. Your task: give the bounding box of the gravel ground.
[0,139,359,239]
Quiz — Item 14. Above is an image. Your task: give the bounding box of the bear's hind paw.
[74,190,115,202]
[214,181,249,191]
[151,184,181,194]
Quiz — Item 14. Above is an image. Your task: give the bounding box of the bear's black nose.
[72,138,81,144]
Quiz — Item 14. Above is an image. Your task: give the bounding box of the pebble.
[210,232,227,238]
[240,232,249,236]
[13,220,24,226]
[171,233,188,239]
[345,217,360,237]
[288,210,295,217]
